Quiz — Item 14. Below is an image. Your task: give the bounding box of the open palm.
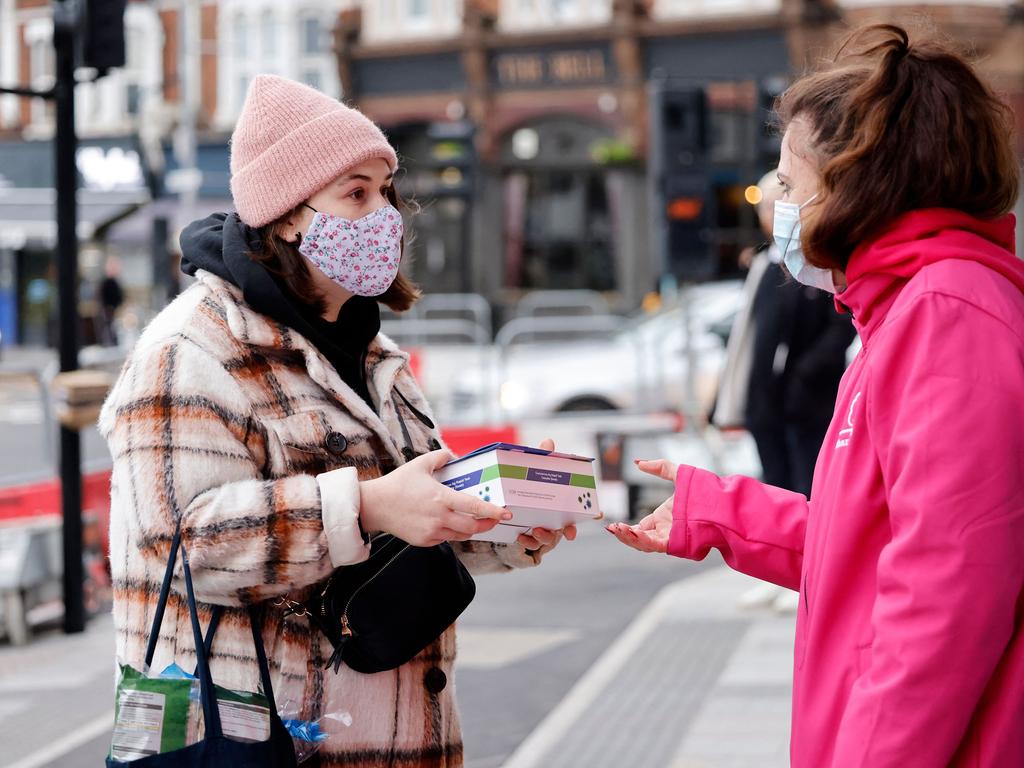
[606,459,678,554]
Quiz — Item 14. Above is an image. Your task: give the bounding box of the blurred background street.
[1,0,1023,766]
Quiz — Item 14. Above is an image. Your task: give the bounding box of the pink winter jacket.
[669,210,1024,767]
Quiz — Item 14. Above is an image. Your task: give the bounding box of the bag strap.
[247,605,277,714]
[180,533,224,738]
[142,523,221,738]
[148,525,279,723]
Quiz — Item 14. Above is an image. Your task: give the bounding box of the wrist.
[358,478,385,536]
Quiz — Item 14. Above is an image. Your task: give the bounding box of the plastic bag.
[278,697,353,764]
[109,661,273,762]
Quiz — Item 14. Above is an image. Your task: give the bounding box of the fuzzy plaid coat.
[99,271,540,767]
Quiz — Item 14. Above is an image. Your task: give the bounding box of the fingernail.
[503,513,514,520]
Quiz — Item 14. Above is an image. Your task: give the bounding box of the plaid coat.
[99,271,539,767]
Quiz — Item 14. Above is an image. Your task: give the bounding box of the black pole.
[54,0,85,634]
[151,215,170,310]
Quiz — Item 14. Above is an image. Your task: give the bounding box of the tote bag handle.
[141,523,278,739]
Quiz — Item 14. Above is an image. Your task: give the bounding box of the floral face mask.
[297,204,404,297]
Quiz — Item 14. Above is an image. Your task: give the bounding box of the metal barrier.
[381,318,491,346]
[494,314,623,347]
[513,290,611,319]
[417,293,492,338]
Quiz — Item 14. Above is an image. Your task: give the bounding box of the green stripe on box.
[570,474,597,489]
[480,464,529,481]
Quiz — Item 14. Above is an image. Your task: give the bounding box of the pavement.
[498,565,794,768]
[0,555,794,768]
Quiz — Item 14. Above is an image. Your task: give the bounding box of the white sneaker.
[772,589,800,614]
[737,582,783,609]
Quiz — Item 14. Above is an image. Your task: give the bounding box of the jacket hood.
[838,209,1022,339]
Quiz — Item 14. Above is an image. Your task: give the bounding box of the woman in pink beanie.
[100,75,573,767]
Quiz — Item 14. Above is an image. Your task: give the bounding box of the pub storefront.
[337,7,792,312]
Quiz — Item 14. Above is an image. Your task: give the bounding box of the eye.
[348,187,365,202]
[380,185,392,198]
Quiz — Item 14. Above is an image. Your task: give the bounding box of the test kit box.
[435,443,603,544]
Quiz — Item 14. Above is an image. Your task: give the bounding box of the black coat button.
[424,667,447,694]
[325,432,348,454]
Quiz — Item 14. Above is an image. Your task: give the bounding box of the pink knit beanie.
[229,75,398,228]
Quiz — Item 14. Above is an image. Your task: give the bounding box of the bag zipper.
[338,543,412,636]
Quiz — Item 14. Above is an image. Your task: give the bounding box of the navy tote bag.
[106,524,297,767]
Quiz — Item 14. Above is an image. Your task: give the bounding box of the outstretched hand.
[606,459,678,554]
[518,438,578,555]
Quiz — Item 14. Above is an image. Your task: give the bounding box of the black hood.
[180,212,380,408]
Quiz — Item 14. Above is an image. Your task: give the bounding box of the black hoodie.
[179,212,380,409]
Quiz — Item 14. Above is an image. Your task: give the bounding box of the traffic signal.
[426,120,475,197]
[81,0,127,75]
[756,76,787,171]
[649,85,716,281]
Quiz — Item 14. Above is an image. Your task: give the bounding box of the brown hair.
[776,23,1020,271]
[248,184,422,315]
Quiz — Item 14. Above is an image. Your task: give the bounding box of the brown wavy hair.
[248,184,421,316]
[776,23,1020,271]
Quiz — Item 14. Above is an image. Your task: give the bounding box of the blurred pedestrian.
[100,75,573,767]
[609,24,1024,767]
[744,173,855,499]
[97,257,124,346]
[718,170,855,612]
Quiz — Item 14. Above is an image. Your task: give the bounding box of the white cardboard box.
[434,442,602,544]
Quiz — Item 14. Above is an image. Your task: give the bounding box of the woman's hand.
[517,437,578,556]
[519,524,578,555]
[359,450,512,547]
[606,459,678,554]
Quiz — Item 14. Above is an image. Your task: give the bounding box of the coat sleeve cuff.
[317,467,371,567]
[668,464,697,558]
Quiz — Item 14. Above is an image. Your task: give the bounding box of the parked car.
[445,281,744,423]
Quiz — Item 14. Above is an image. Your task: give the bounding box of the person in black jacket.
[745,177,857,497]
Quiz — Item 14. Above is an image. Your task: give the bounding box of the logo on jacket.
[836,391,861,449]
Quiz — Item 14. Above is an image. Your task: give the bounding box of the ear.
[281,216,303,245]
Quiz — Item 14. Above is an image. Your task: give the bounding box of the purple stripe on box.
[442,469,483,492]
[526,468,571,485]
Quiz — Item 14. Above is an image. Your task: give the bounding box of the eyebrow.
[340,172,394,184]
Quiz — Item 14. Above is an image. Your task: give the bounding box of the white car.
[444,281,744,424]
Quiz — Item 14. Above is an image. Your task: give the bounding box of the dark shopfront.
[344,24,793,311]
[0,138,150,347]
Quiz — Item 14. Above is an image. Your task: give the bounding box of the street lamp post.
[53,0,85,634]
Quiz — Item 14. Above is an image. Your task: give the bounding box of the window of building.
[123,25,145,117]
[408,0,430,19]
[25,19,54,129]
[261,10,276,59]
[550,0,579,20]
[234,13,249,58]
[301,17,321,54]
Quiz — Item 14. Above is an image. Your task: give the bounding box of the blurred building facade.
[331,0,1024,312]
[0,0,1021,345]
[0,0,346,345]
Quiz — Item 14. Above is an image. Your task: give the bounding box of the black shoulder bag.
[282,534,475,674]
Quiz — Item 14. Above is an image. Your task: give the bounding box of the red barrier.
[440,425,520,458]
[0,469,113,559]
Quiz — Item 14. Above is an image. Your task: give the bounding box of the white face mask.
[773,194,836,294]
